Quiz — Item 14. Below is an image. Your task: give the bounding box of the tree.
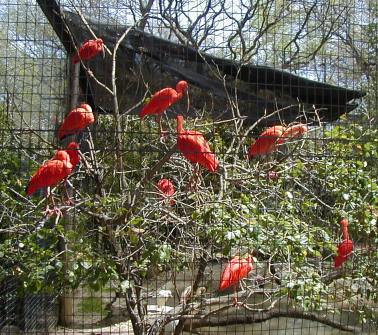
[0,0,377,334]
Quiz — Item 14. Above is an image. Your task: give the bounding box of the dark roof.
[38,1,365,125]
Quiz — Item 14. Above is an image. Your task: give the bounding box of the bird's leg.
[43,187,53,216]
[156,114,169,140]
[50,194,62,216]
[63,179,74,205]
[186,165,201,191]
[43,187,62,217]
[232,287,244,308]
[193,165,201,189]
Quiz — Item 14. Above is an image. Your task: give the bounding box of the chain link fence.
[0,0,377,334]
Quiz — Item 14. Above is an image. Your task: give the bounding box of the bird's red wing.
[249,137,277,157]
[178,131,218,172]
[140,88,179,118]
[219,262,236,291]
[338,239,354,257]
[83,41,98,56]
[219,257,252,291]
[157,179,175,205]
[277,124,308,144]
[334,255,346,268]
[157,179,175,197]
[73,41,92,64]
[73,40,102,64]
[249,127,284,157]
[164,186,175,197]
[237,261,253,280]
[58,108,94,140]
[26,160,73,196]
[334,239,353,268]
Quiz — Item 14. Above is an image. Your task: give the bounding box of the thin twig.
[70,2,112,56]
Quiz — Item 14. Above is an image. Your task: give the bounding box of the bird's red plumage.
[157,178,175,205]
[334,255,345,268]
[58,104,94,140]
[26,151,73,196]
[219,255,253,291]
[65,142,81,168]
[338,239,354,257]
[140,88,180,118]
[157,179,175,197]
[277,124,308,144]
[248,126,285,158]
[176,115,218,172]
[73,38,104,64]
[334,218,354,268]
[334,239,354,268]
[140,81,188,119]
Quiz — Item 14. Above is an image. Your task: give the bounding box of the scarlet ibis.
[58,103,95,140]
[140,81,188,136]
[334,218,354,268]
[248,125,285,158]
[157,178,175,205]
[177,115,218,172]
[277,123,308,144]
[26,143,81,215]
[65,142,81,168]
[219,255,253,305]
[72,38,104,64]
[26,150,72,214]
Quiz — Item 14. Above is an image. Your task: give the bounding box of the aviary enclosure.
[0,0,377,334]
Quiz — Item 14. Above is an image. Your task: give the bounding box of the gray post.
[59,61,80,326]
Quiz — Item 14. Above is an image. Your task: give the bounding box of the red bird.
[26,142,81,215]
[157,178,176,205]
[248,125,285,158]
[58,103,94,140]
[140,81,188,135]
[177,115,219,173]
[277,123,308,144]
[72,38,104,64]
[65,142,81,168]
[266,170,279,181]
[219,255,254,305]
[334,218,354,268]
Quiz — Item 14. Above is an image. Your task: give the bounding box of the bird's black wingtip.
[25,185,30,196]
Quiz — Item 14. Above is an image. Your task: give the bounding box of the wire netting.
[0,0,377,334]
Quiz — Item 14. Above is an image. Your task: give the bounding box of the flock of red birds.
[26,38,354,304]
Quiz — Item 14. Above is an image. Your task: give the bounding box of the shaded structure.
[37,0,364,125]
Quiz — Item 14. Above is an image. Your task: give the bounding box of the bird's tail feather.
[25,183,34,196]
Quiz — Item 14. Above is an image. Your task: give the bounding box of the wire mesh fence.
[0,0,377,334]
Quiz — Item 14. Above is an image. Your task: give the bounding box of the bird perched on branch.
[176,115,218,189]
[72,38,104,64]
[219,254,253,305]
[248,125,285,158]
[140,81,188,137]
[334,218,354,268]
[157,178,176,205]
[276,123,308,144]
[26,142,81,216]
[58,103,95,140]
